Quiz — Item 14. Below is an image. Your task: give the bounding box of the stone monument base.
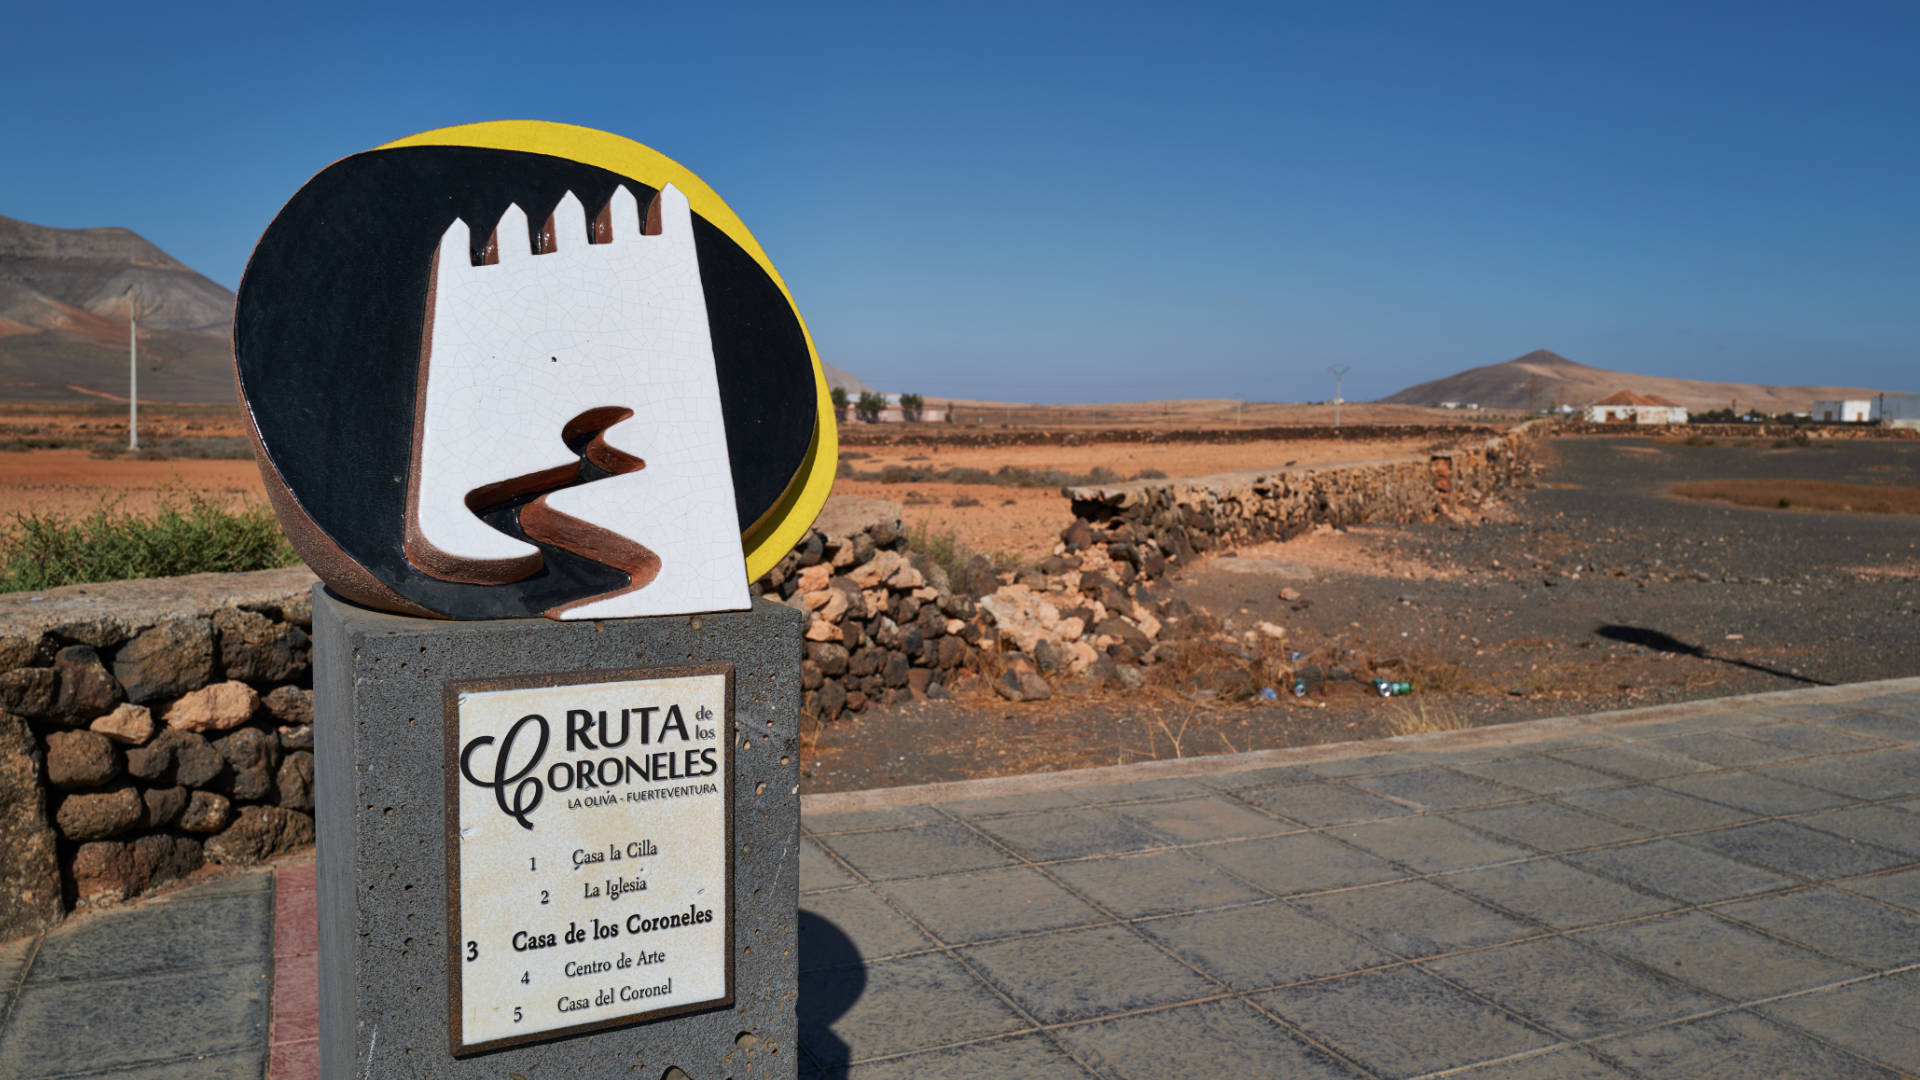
[313,587,802,1078]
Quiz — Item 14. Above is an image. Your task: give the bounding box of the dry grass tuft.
[1383,697,1473,736]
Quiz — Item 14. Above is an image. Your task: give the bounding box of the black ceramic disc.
[235,133,827,619]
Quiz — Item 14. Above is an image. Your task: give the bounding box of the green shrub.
[0,487,300,593]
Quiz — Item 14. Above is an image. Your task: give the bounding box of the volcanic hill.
[1381,349,1883,415]
[0,214,241,403]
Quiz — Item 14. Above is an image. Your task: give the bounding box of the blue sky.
[3,2,1914,402]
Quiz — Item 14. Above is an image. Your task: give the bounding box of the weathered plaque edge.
[442,662,738,1057]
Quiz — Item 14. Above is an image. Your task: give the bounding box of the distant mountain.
[0,214,239,403]
[822,363,871,395]
[1379,349,1884,414]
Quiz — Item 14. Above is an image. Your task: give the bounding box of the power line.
[1328,364,1352,428]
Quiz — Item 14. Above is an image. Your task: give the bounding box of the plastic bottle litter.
[1258,687,1279,701]
[1374,679,1414,698]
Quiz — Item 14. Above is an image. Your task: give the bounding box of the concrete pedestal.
[313,587,803,1078]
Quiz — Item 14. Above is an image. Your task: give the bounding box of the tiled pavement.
[797,681,1920,1079]
[2,679,1917,1078]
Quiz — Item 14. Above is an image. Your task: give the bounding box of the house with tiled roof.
[1584,390,1688,425]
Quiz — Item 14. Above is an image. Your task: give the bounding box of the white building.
[1872,394,1920,430]
[1585,391,1689,425]
[1812,399,1871,423]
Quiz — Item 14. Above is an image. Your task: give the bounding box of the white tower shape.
[405,183,749,619]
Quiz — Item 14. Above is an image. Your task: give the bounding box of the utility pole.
[124,285,140,451]
[1328,364,1351,428]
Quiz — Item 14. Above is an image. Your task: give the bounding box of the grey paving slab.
[1046,848,1267,918]
[1112,794,1296,844]
[1645,730,1807,767]
[1561,784,1756,833]
[1294,880,1536,958]
[1451,1048,1632,1079]
[1303,751,1432,777]
[1331,815,1531,873]
[1839,866,1920,912]
[1192,832,1407,896]
[1550,744,1712,781]
[1878,745,1920,770]
[81,1051,268,1079]
[1609,712,1754,740]
[797,951,1026,1068]
[1756,755,1920,800]
[1200,763,1320,790]
[961,924,1218,1024]
[1425,937,1717,1040]
[816,822,1017,882]
[1353,767,1532,811]
[1596,1010,1898,1079]
[800,835,856,891]
[1757,974,1920,1074]
[1797,804,1920,856]
[1812,710,1920,742]
[23,890,271,984]
[1575,911,1861,999]
[1450,754,1623,795]
[1743,720,1892,754]
[833,1033,1092,1080]
[799,888,934,970]
[1656,770,1851,816]
[1051,999,1357,1080]
[0,964,269,1078]
[1850,690,1920,714]
[1565,838,1797,904]
[1715,888,1920,969]
[1235,781,1414,826]
[805,804,945,834]
[1259,965,1554,1079]
[1689,820,1912,879]
[1444,858,1679,929]
[1071,776,1211,804]
[1754,699,1899,722]
[970,806,1163,861]
[878,865,1104,943]
[1447,802,1650,852]
[934,788,1085,819]
[1138,902,1394,991]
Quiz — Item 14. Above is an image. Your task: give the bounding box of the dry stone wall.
[0,568,319,932]
[767,424,1541,712]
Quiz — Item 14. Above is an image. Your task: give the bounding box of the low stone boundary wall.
[1061,423,1538,581]
[0,567,320,936]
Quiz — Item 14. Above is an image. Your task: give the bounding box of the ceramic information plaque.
[446,667,733,1054]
